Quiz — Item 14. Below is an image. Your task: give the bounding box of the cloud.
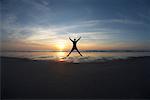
[1,3,150,51]
[1,17,138,45]
[21,0,50,11]
[83,19,144,25]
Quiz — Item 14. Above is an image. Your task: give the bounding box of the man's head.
[74,39,76,41]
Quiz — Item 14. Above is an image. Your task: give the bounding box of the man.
[67,36,83,57]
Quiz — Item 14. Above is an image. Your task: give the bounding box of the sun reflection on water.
[56,52,67,62]
[3,51,150,63]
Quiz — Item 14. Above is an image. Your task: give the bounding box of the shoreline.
[1,56,150,63]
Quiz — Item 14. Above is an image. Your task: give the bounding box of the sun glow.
[56,42,66,51]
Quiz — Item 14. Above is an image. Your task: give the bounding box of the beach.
[1,56,150,99]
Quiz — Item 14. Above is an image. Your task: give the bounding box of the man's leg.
[76,48,83,56]
[67,48,74,57]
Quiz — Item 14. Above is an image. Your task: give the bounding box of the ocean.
[1,51,150,63]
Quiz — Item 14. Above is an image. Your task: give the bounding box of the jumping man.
[67,36,83,57]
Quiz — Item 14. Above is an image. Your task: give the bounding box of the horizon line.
[1,50,150,52]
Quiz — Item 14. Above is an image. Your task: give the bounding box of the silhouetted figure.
[67,37,83,57]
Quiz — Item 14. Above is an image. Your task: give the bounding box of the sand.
[1,56,150,99]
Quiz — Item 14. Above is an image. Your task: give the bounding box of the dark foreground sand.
[1,56,150,99]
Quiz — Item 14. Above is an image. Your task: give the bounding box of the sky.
[1,0,150,51]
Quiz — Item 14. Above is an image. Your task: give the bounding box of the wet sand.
[1,56,150,99]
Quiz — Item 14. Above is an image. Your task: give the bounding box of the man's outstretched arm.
[77,37,81,41]
[69,37,73,42]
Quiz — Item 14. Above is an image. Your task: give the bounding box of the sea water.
[1,51,150,63]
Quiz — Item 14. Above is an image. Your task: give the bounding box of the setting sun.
[56,42,66,51]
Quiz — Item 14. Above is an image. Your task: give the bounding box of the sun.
[56,42,65,51]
